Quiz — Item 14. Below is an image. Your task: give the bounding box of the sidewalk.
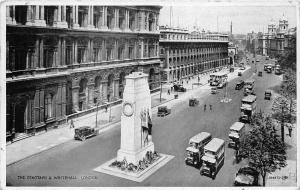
[6,66,249,166]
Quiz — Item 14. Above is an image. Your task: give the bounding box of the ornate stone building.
[257,15,296,57]
[159,26,229,83]
[6,5,161,141]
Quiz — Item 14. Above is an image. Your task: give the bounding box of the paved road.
[7,55,282,187]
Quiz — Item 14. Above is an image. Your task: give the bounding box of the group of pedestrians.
[203,104,213,111]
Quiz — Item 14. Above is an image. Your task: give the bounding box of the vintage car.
[234,166,259,186]
[211,87,218,94]
[238,72,242,76]
[173,84,186,92]
[239,67,246,70]
[157,106,171,117]
[258,71,262,77]
[229,67,235,72]
[189,98,199,107]
[235,80,244,90]
[264,90,272,100]
[74,126,98,141]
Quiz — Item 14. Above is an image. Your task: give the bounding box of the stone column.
[74,39,78,64]
[72,6,80,28]
[87,84,94,107]
[39,6,46,26]
[57,38,61,66]
[72,87,79,112]
[26,6,33,25]
[113,8,120,31]
[101,80,108,102]
[145,12,149,31]
[54,6,68,28]
[56,84,62,117]
[33,89,40,124]
[102,40,106,61]
[6,6,13,24]
[100,6,108,29]
[138,38,144,59]
[39,38,44,68]
[61,83,66,116]
[34,38,39,68]
[87,6,94,28]
[114,78,120,99]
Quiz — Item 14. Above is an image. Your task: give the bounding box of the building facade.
[159,26,229,83]
[6,5,162,141]
[257,16,296,58]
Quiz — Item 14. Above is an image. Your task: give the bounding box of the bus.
[200,138,225,179]
[240,95,257,123]
[209,71,228,87]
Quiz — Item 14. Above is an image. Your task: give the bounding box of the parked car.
[239,67,245,70]
[229,67,234,72]
[235,80,244,90]
[234,166,259,186]
[189,98,199,107]
[264,90,272,100]
[74,126,98,141]
[258,71,262,77]
[238,72,242,76]
[157,106,171,117]
[173,84,186,92]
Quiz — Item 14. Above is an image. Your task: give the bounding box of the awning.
[201,155,216,164]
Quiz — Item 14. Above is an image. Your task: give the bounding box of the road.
[7,55,282,187]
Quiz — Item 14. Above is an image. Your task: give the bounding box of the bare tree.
[239,112,287,186]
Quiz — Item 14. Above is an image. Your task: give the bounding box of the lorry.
[228,122,245,149]
[200,138,225,179]
[240,95,256,123]
[185,132,212,167]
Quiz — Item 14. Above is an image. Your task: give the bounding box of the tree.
[239,112,287,186]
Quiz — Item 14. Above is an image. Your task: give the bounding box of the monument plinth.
[94,72,173,182]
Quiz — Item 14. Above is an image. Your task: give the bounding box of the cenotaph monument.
[94,72,173,182]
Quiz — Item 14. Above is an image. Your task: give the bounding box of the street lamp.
[95,102,100,128]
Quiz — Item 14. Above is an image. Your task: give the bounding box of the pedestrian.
[171,86,173,92]
[105,105,108,112]
[204,104,206,112]
[69,119,75,129]
[288,124,293,137]
[210,104,212,111]
[167,89,170,95]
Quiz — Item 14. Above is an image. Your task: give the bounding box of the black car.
[173,84,186,92]
[258,71,262,77]
[74,126,98,141]
[235,80,244,90]
[157,106,171,117]
[238,72,242,76]
[234,166,259,186]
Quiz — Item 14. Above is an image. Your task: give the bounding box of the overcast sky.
[159,6,297,34]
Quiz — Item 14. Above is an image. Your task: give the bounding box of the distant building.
[228,42,238,66]
[159,26,230,83]
[257,15,296,57]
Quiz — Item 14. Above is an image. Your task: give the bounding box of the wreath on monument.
[109,151,161,173]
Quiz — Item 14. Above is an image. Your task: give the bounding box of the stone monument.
[94,72,173,182]
[117,72,154,165]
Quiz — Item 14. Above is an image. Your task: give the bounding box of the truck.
[240,95,256,123]
[228,122,245,149]
[200,138,225,179]
[185,132,212,168]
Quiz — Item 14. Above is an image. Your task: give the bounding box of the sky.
[159,5,297,34]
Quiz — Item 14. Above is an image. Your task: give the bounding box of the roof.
[204,138,225,152]
[230,122,245,131]
[202,155,216,163]
[245,79,255,83]
[210,71,228,77]
[242,95,256,103]
[189,132,211,144]
[186,146,199,153]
